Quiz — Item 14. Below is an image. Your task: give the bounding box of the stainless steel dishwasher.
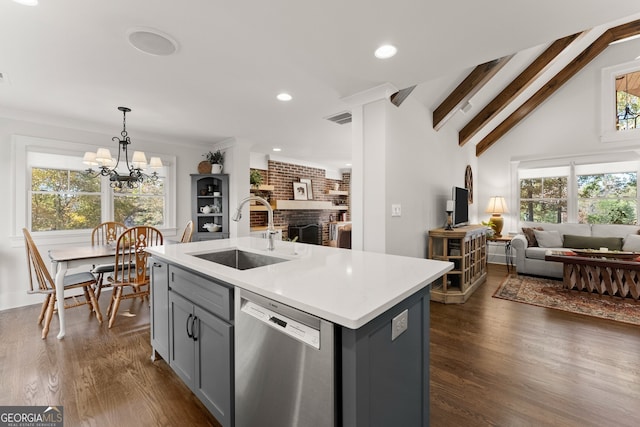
[235,288,335,427]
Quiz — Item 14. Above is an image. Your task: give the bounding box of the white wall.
[478,37,640,235]
[383,96,478,258]
[0,116,206,310]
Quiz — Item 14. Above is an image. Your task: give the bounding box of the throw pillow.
[623,234,640,251]
[562,234,623,251]
[533,229,563,248]
[522,227,543,247]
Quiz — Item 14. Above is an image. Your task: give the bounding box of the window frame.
[600,59,640,143]
[515,155,640,226]
[11,135,176,247]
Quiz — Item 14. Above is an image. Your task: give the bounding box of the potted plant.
[250,169,263,189]
[203,150,224,174]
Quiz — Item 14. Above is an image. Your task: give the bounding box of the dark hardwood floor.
[430,264,640,427]
[1,264,638,426]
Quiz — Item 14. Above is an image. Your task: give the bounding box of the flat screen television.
[452,186,469,227]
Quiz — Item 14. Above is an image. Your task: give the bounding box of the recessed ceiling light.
[345,163,352,167]
[12,0,38,5]
[273,148,282,152]
[277,93,292,102]
[127,27,178,56]
[374,44,397,59]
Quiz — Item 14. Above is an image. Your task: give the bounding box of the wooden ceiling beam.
[459,33,581,147]
[475,19,640,157]
[432,55,512,131]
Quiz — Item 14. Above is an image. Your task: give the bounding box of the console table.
[428,225,487,303]
[545,254,640,300]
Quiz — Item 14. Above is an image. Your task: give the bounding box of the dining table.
[48,244,118,339]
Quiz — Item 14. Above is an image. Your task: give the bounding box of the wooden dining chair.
[180,220,194,243]
[23,228,103,339]
[91,222,127,300]
[107,226,163,328]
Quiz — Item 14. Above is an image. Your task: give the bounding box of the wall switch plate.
[391,309,408,341]
[391,204,401,217]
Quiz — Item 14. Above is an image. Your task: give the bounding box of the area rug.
[493,275,640,326]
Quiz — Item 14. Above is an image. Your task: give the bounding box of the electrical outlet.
[391,309,408,341]
[391,204,401,217]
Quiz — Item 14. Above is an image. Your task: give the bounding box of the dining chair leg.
[86,285,103,324]
[82,287,93,313]
[108,288,123,329]
[41,295,56,339]
[38,295,51,325]
[106,289,115,318]
[94,274,104,301]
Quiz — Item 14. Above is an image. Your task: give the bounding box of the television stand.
[428,225,487,303]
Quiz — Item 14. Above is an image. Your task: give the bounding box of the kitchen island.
[146,237,452,427]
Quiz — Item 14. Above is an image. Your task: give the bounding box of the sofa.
[511,222,640,278]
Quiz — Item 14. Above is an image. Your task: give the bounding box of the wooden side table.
[487,235,514,272]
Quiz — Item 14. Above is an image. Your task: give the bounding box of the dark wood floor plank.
[2,265,639,426]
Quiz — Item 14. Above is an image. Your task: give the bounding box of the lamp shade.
[149,157,163,168]
[131,151,148,169]
[95,148,112,165]
[485,196,509,214]
[82,151,98,166]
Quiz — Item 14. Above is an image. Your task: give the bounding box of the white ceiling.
[1,1,640,169]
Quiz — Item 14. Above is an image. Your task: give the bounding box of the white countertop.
[146,237,452,329]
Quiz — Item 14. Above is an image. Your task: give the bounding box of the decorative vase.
[211,163,223,174]
[198,161,212,174]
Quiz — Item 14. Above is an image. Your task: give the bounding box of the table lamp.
[485,196,508,237]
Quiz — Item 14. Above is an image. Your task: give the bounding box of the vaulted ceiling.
[1,2,640,168]
[431,17,640,156]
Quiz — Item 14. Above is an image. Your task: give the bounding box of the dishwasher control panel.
[241,299,321,349]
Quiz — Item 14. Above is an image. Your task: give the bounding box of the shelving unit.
[250,184,275,192]
[191,174,229,241]
[249,200,348,211]
[428,225,487,303]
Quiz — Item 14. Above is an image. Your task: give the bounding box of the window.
[576,171,637,225]
[601,60,640,143]
[114,179,165,227]
[31,168,102,231]
[13,135,175,244]
[518,160,639,225]
[519,176,568,223]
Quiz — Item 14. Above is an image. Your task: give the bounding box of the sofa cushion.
[534,230,563,248]
[622,234,640,251]
[522,227,543,247]
[562,234,623,250]
[521,222,591,236]
[525,246,563,260]
[591,224,640,238]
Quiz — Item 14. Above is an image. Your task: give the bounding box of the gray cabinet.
[191,174,229,241]
[339,286,431,427]
[168,266,234,427]
[150,258,169,361]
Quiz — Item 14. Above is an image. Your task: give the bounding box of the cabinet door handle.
[186,313,193,338]
[192,316,199,342]
[152,262,162,268]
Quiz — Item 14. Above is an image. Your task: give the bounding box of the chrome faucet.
[232,195,277,251]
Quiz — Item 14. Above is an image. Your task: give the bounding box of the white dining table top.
[49,244,117,262]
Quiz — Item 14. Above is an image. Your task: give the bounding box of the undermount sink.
[192,249,289,270]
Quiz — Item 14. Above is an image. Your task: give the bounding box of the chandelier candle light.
[83,107,163,189]
[485,196,509,237]
[445,200,454,230]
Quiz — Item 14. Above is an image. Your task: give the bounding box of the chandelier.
[616,74,639,130]
[83,106,163,189]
